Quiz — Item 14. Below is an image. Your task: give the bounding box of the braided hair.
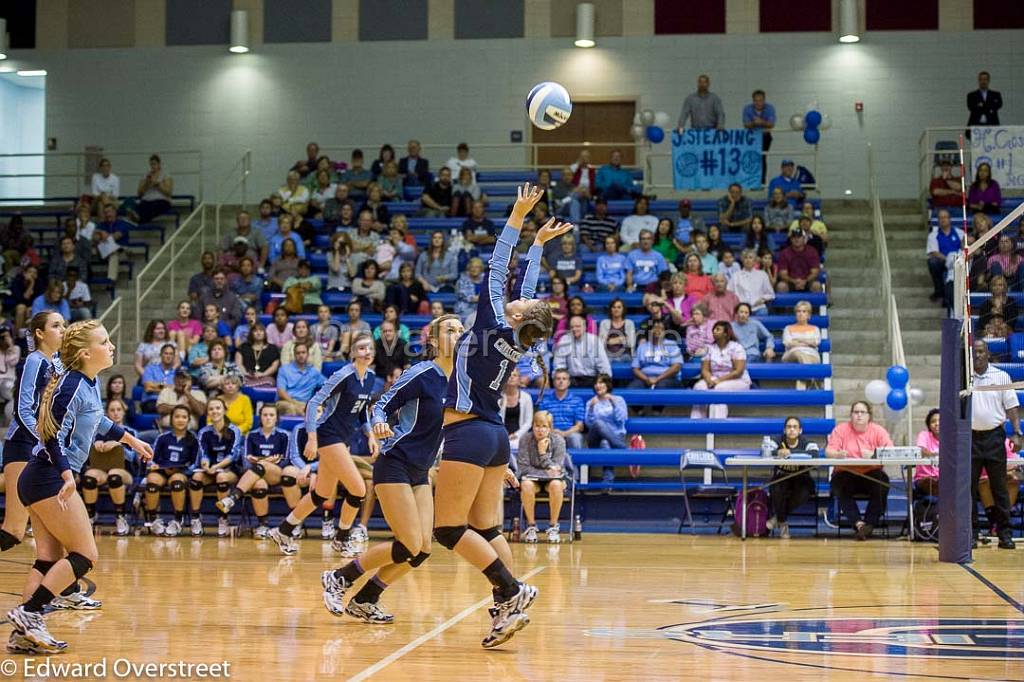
[37,320,100,442]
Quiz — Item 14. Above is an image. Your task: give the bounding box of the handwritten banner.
[970,126,1024,189]
[671,128,763,191]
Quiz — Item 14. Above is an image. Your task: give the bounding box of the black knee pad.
[66,552,93,580]
[252,463,266,476]
[390,541,413,564]
[106,474,123,489]
[81,476,99,491]
[310,489,328,506]
[32,559,56,575]
[343,492,365,509]
[409,551,430,568]
[470,525,502,542]
[216,482,231,493]
[145,482,161,494]
[169,480,186,492]
[434,525,468,550]
[251,487,269,499]
[280,475,297,487]
[188,479,205,491]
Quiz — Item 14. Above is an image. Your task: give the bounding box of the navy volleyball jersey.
[445,223,543,425]
[372,361,448,469]
[152,431,200,470]
[306,363,376,442]
[246,427,291,460]
[287,424,316,472]
[197,423,244,468]
[5,351,53,446]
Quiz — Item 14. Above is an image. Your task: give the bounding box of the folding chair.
[678,449,735,534]
[516,453,577,544]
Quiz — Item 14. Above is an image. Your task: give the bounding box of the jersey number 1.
[488,359,509,391]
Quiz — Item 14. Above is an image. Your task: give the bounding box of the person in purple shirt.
[968,162,1002,215]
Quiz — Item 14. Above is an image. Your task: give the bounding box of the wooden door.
[533,100,636,168]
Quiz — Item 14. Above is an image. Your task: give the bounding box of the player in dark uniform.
[144,405,199,537]
[189,398,244,537]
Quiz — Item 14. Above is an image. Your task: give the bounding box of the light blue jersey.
[37,370,125,473]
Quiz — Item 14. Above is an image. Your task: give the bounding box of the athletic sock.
[229,487,244,500]
[145,510,156,522]
[352,575,387,604]
[285,511,302,526]
[321,508,332,521]
[335,526,351,542]
[279,519,295,535]
[0,529,21,551]
[60,582,79,597]
[482,559,518,601]
[176,512,187,524]
[335,558,365,584]
[24,586,55,613]
[256,515,268,527]
[113,503,125,515]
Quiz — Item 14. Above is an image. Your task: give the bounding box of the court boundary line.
[347,565,546,682]
[961,565,1024,614]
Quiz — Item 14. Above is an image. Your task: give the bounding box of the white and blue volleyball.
[526,82,572,130]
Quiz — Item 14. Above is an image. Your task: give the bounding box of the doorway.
[532,99,636,168]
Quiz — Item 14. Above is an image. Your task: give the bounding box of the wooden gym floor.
[0,534,1020,681]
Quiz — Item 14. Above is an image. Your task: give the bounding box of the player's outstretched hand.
[511,183,544,219]
[535,217,574,245]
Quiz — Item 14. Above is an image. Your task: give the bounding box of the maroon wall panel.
[973,1,1024,29]
[655,0,726,34]
[866,0,938,30]
[760,0,831,32]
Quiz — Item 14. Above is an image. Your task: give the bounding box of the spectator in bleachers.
[545,275,570,328]
[579,197,618,253]
[654,273,695,331]
[746,215,771,255]
[231,257,263,310]
[420,166,454,217]
[399,139,431,187]
[198,341,240,396]
[914,409,941,496]
[281,319,324,371]
[826,401,894,540]
[768,159,805,207]
[188,252,217,304]
[719,248,740,281]
[626,230,669,293]
[134,154,174,224]
[309,170,337,219]
[455,257,486,322]
[0,215,31,270]
[445,142,477,182]
[282,260,323,313]
[619,196,659,250]
[678,74,724,130]
[0,325,19,416]
[675,199,704,246]
[555,296,597,340]
[705,224,728,260]
[462,199,496,248]
[553,315,610,388]
[732,302,775,363]
[718,183,753,233]
[782,300,822,390]
[268,214,306,263]
[517,410,569,544]
[224,211,268,270]
[218,237,249,274]
[764,187,794,232]
[930,160,962,208]
[788,202,828,242]
[348,209,380,269]
[546,166,585,224]
[596,234,628,292]
[375,225,413,279]
[187,324,219,377]
[979,275,1019,332]
[595,149,638,201]
[371,143,396,178]
[760,251,778,289]
[142,345,184,410]
[701,273,741,322]
[199,270,243,328]
[776,228,822,293]
[276,171,310,216]
[691,321,751,419]
[569,148,596,197]
[545,234,583,288]
[385,262,427,315]
[685,304,713,359]
[31,280,71,321]
[268,239,301,293]
[90,158,120,209]
[135,319,175,378]
[234,306,258,347]
[653,218,684,265]
[501,367,535,452]
[599,298,636,360]
[292,142,320,178]
[237,322,280,388]
[538,369,586,449]
[682,253,713,298]
[374,319,409,378]
[352,259,386,311]
[323,187,352,227]
[168,300,202,356]
[339,300,371,358]
[340,149,372,201]
[766,416,817,539]
[373,304,411,343]
[276,341,325,416]
[987,236,1022,292]
[63,219,93,268]
[451,167,483,218]
[691,232,719,276]
[968,162,1001,215]
[360,183,391,232]
[326,232,356,292]
[89,203,126,281]
[377,160,403,203]
[267,307,294,348]
[156,367,207,431]
[9,264,40,331]
[585,373,628,469]
[743,89,776,181]
[416,231,458,293]
[254,199,278,240]
[310,305,341,360]
[631,318,683,401]
[62,267,92,321]
[49,235,89,284]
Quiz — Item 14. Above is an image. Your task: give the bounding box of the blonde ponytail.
[37,320,101,442]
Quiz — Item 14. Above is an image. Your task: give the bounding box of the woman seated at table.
[914,409,941,496]
[517,411,569,545]
[825,401,894,541]
[766,416,818,539]
[690,321,751,420]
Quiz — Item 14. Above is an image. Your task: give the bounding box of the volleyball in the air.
[526,82,572,130]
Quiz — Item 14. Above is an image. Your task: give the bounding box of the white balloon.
[909,387,925,407]
[630,124,646,140]
[789,114,804,131]
[865,379,889,404]
[819,113,833,130]
[633,112,642,126]
[654,111,672,128]
[640,109,656,126]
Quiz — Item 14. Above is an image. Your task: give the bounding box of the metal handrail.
[868,143,912,444]
[97,296,125,361]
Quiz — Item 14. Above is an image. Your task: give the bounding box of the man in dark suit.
[398,139,431,187]
[967,71,1002,127]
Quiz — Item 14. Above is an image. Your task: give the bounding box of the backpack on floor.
[731,489,770,537]
[912,497,939,542]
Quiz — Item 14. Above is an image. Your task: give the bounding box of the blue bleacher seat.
[525,388,832,406]
[624,417,835,435]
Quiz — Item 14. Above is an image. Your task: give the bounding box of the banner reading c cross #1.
[671,128,763,191]
[970,126,1024,189]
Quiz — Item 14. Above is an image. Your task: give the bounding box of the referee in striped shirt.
[970,340,1022,549]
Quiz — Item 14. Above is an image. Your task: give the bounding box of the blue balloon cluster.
[804,109,822,145]
[885,365,909,411]
[646,126,665,144]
